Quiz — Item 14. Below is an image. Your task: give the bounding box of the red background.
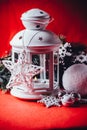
[0,0,87,57]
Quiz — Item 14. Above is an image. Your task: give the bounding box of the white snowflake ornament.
[59,42,72,58]
[37,96,61,107]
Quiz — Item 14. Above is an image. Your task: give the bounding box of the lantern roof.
[21,8,51,22]
[10,29,61,49]
[20,8,52,30]
[10,8,62,52]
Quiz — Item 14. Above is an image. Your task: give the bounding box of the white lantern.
[5,8,62,99]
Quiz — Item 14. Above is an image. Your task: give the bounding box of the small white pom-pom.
[62,64,87,96]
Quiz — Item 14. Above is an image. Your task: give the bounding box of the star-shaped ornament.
[37,95,61,108]
[2,50,43,93]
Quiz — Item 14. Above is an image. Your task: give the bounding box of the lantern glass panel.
[31,53,50,90]
[31,51,59,92]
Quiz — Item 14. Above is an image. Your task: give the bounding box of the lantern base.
[10,87,43,100]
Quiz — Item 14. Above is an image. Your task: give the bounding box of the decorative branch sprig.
[0,52,11,91]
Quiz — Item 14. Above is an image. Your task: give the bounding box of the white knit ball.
[62,64,87,96]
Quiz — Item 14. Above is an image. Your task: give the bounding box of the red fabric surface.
[0,0,87,57]
[0,91,87,130]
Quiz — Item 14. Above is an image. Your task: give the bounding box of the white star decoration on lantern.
[3,50,43,93]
